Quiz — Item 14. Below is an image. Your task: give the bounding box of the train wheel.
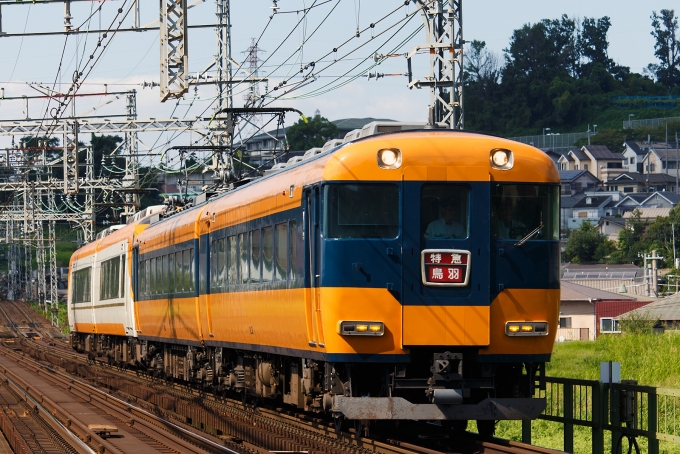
[476,420,496,437]
[333,415,343,433]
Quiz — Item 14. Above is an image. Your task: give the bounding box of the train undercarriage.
[71,333,546,434]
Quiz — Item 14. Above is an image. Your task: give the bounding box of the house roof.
[619,295,680,321]
[572,196,611,208]
[622,207,671,219]
[598,216,626,227]
[650,148,680,161]
[559,169,599,182]
[561,281,636,302]
[563,263,642,273]
[561,194,585,208]
[584,145,622,160]
[570,149,589,161]
[615,193,649,207]
[608,172,676,184]
[641,192,680,206]
[625,141,646,156]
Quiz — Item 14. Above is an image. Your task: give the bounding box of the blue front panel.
[491,240,561,299]
[402,182,491,306]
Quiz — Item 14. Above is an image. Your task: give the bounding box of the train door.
[401,181,491,346]
[303,185,325,348]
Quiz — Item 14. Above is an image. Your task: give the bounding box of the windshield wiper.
[515,221,543,247]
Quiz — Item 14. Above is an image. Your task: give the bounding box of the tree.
[609,209,648,264]
[578,17,616,77]
[563,222,615,263]
[285,114,338,151]
[648,10,680,89]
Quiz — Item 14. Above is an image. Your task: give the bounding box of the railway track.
[9,337,564,454]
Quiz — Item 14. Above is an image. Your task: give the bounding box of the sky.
[0,0,674,163]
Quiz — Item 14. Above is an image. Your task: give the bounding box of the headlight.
[505,321,548,336]
[490,148,514,170]
[338,321,384,336]
[377,148,402,169]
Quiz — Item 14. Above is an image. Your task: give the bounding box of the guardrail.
[521,377,680,454]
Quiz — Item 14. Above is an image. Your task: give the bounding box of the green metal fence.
[522,377,680,453]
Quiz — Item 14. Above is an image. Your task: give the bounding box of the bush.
[618,309,658,334]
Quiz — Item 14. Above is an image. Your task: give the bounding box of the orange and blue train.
[68,123,560,429]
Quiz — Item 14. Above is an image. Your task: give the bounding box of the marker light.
[490,148,514,170]
[377,148,402,169]
[506,321,549,336]
[338,321,384,336]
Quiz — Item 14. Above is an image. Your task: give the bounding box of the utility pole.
[160,0,189,101]
[407,0,464,129]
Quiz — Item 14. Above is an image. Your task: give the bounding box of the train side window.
[210,240,217,289]
[250,230,261,283]
[324,184,399,238]
[156,257,162,295]
[262,227,274,282]
[189,248,195,292]
[145,260,151,297]
[149,258,156,295]
[182,249,190,292]
[227,236,237,285]
[217,238,226,287]
[162,255,169,296]
[139,260,145,298]
[275,223,287,281]
[168,253,175,294]
[72,267,92,303]
[120,255,126,298]
[100,256,120,300]
[238,233,248,283]
[289,220,297,280]
[175,251,182,292]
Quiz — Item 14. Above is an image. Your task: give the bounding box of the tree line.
[464,10,680,139]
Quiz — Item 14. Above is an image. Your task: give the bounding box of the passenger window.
[120,255,126,298]
[238,233,248,283]
[210,240,217,288]
[162,255,168,295]
[150,258,157,294]
[275,223,288,281]
[156,257,162,295]
[145,260,151,296]
[217,238,226,287]
[250,230,261,283]
[190,249,195,291]
[421,185,470,239]
[289,221,297,280]
[175,252,182,291]
[168,253,175,294]
[227,236,237,285]
[262,227,274,282]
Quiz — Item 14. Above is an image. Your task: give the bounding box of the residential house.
[557,145,625,182]
[558,281,651,340]
[614,193,650,213]
[598,216,626,241]
[559,170,601,196]
[641,142,680,178]
[622,141,647,174]
[622,207,671,223]
[639,191,680,209]
[562,263,646,295]
[568,195,612,229]
[605,172,676,193]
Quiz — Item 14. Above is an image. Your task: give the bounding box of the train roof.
[133,130,559,251]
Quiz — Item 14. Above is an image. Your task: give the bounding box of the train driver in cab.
[424,198,465,239]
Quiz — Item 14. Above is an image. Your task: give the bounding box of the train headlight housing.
[377,148,402,169]
[490,148,514,170]
[338,321,384,336]
[505,321,548,336]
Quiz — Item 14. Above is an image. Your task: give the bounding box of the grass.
[493,332,680,453]
[25,300,70,335]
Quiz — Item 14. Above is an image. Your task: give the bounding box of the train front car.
[321,130,560,426]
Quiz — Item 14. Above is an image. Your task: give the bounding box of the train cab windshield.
[324,184,399,238]
[421,185,470,239]
[491,184,559,241]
